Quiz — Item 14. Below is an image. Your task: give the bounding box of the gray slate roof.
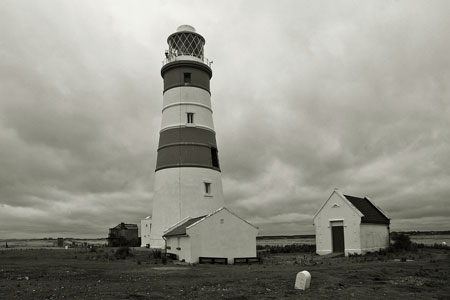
[111,223,138,230]
[344,195,390,225]
[163,215,206,237]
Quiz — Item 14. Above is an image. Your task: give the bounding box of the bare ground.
[0,248,449,299]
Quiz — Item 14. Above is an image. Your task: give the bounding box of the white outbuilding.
[140,216,152,247]
[313,190,390,256]
[163,207,258,264]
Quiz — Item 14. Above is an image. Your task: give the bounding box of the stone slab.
[295,270,311,290]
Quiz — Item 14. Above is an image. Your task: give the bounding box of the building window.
[184,73,191,84]
[211,147,219,168]
[187,112,194,124]
[204,182,211,195]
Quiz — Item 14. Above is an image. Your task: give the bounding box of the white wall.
[314,192,362,256]
[161,86,214,131]
[161,105,214,131]
[140,218,152,247]
[187,209,258,264]
[149,167,224,248]
[360,224,389,253]
[166,236,191,262]
[163,86,211,108]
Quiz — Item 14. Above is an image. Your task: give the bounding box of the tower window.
[204,182,211,195]
[184,73,191,84]
[187,112,194,124]
[211,147,219,168]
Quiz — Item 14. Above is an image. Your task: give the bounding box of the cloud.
[1,0,450,238]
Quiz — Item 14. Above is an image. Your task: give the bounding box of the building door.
[332,226,345,253]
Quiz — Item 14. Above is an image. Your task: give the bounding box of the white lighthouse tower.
[149,25,224,248]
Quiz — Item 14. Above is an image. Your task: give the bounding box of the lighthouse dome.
[177,25,196,32]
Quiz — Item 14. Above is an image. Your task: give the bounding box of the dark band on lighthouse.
[161,61,212,94]
[156,127,220,171]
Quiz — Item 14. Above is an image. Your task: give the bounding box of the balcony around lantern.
[162,53,212,68]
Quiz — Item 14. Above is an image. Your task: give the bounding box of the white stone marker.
[295,270,311,290]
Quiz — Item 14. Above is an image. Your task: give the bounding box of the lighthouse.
[149,25,225,248]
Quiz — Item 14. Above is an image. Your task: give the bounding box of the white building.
[140,216,152,247]
[313,190,390,256]
[163,207,258,264]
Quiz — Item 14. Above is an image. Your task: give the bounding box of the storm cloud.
[1,0,449,238]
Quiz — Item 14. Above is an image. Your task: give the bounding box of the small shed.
[313,190,390,256]
[108,222,139,247]
[163,207,258,264]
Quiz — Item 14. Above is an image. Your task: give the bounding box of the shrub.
[392,233,412,251]
[256,244,316,254]
[114,247,132,259]
[108,236,140,247]
[151,249,161,259]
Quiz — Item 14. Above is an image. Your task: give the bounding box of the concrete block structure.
[163,207,258,264]
[313,190,390,256]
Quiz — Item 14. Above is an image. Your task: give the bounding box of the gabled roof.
[186,207,259,231]
[111,223,138,230]
[163,207,258,238]
[313,190,363,221]
[163,215,206,237]
[344,195,390,225]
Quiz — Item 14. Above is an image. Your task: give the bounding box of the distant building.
[140,216,152,247]
[163,207,258,264]
[313,190,390,256]
[108,223,139,247]
[57,238,64,247]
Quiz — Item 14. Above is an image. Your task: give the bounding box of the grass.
[0,247,449,299]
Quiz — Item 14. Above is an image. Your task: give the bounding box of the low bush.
[257,244,316,254]
[415,242,450,250]
[151,249,161,259]
[114,247,133,259]
[392,233,412,251]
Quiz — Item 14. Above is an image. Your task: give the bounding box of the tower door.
[332,226,345,253]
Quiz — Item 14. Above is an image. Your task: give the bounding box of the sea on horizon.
[256,234,450,247]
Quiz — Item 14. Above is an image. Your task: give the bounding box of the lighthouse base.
[149,167,224,249]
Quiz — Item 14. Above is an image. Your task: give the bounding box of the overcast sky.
[1,0,449,238]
